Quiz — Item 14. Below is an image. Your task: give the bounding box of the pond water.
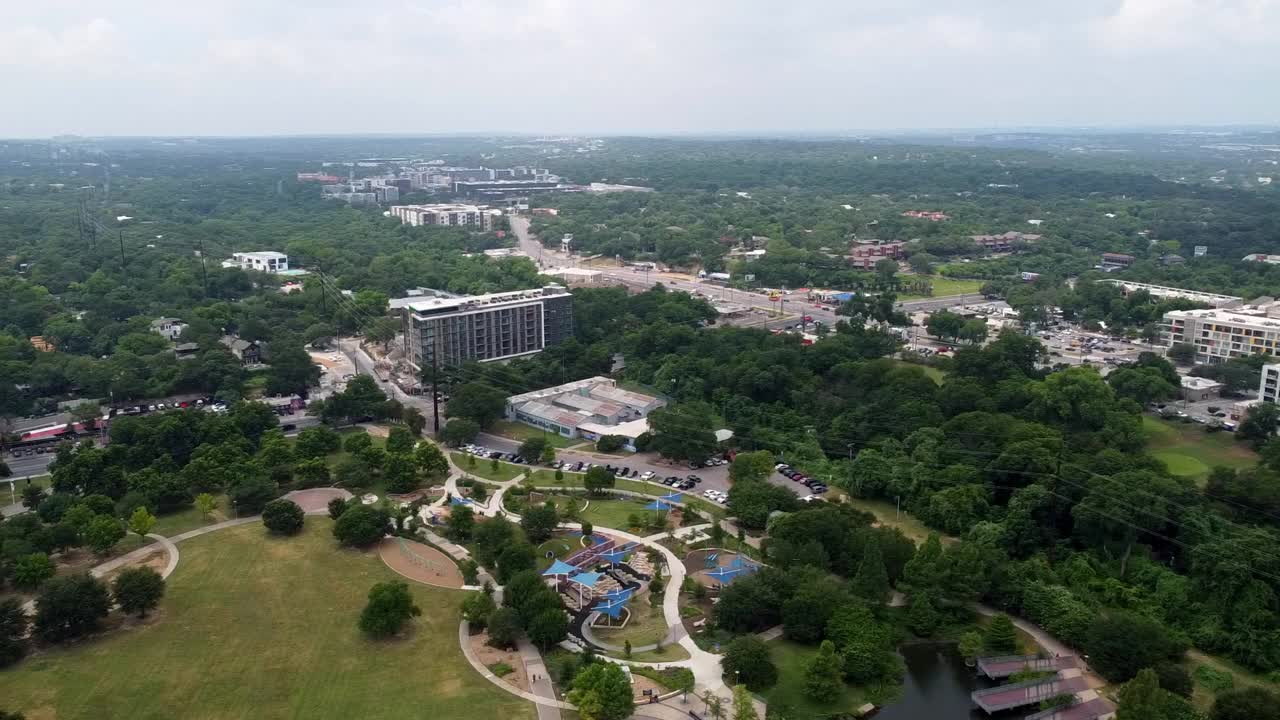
[874,643,995,720]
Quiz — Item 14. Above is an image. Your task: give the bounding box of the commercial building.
[1261,363,1280,404]
[222,251,290,274]
[1162,298,1280,363]
[1101,252,1136,268]
[1100,280,1242,308]
[390,204,502,231]
[399,285,573,369]
[1181,376,1223,401]
[1243,254,1280,265]
[970,231,1042,252]
[505,377,666,445]
[453,179,569,199]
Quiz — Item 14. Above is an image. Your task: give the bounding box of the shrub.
[261,499,305,535]
[113,566,166,617]
[332,504,390,547]
[358,581,421,638]
[35,574,110,642]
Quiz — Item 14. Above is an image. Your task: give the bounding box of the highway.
[512,216,985,328]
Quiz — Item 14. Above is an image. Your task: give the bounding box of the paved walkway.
[518,635,564,720]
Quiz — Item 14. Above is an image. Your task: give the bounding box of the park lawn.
[891,359,945,386]
[322,429,387,470]
[1142,416,1258,486]
[761,640,872,718]
[150,494,234,537]
[489,420,576,449]
[896,275,984,300]
[840,494,953,546]
[536,535,579,571]
[527,469,668,499]
[1183,649,1274,713]
[593,601,669,648]
[451,453,524,483]
[0,521,534,720]
[627,644,691,663]
[578,498,659,531]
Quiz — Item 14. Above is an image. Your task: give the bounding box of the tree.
[521,502,560,543]
[722,635,778,691]
[414,441,450,478]
[343,432,374,455]
[497,542,537,584]
[581,521,594,539]
[926,310,965,341]
[35,574,111,642]
[1166,342,1197,365]
[1154,662,1193,698]
[983,613,1019,654]
[229,476,277,515]
[519,436,549,461]
[328,496,350,520]
[1084,612,1186,682]
[702,691,725,720]
[528,606,569,649]
[332,504,390,547]
[195,492,217,519]
[447,504,476,543]
[647,402,719,462]
[84,515,126,555]
[12,553,55,591]
[733,685,759,720]
[462,591,497,628]
[851,538,890,602]
[295,425,341,459]
[359,581,422,638]
[568,662,634,720]
[382,453,420,494]
[440,418,480,446]
[595,435,626,453]
[1239,402,1280,449]
[127,506,156,538]
[540,444,557,465]
[584,466,616,495]
[386,426,416,454]
[113,566,165,617]
[294,457,332,488]
[20,483,44,510]
[958,631,983,663]
[262,499,305,535]
[729,451,774,484]
[1211,687,1280,720]
[906,591,941,637]
[446,383,507,428]
[728,480,799,529]
[0,598,29,668]
[958,318,989,345]
[486,607,520,648]
[804,640,845,703]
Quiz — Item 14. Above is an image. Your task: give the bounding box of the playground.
[683,548,760,589]
[378,536,465,589]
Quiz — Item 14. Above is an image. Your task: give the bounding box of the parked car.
[640,471,655,480]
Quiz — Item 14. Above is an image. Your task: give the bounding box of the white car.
[640,471,656,480]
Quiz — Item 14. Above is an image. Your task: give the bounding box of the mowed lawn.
[1142,416,1258,486]
[488,420,577,449]
[1,522,534,720]
[451,453,525,483]
[761,640,871,718]
[896,275,984,300]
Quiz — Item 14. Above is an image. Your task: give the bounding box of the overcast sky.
[3,0,1278,137]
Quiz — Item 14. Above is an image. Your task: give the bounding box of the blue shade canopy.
[644,499,674,511]
[593,596,628,619]
[449,496,473,506]
[601,587,633,603]
[569,571,603,588]
[707,566,745,582]
[543,560,577,576]
[659,492,683,502]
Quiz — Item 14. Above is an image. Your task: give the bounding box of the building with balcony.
[390,204,502,231]
[1261,363,1280,404]
[1162,299,1280,363]
[398,285,573,369]
[222,251,290,274]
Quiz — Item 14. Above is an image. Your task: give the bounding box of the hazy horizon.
[4,1,1279,137]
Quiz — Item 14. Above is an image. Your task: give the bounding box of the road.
[513,216,990,329]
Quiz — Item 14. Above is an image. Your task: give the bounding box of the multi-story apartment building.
[1163,300,1280,363]
[1260,363,1280,404]
[390,204,501,231]
[399,286,573,368]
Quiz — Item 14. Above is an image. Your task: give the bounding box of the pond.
[874,643,994,720]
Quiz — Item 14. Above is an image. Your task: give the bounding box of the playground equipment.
[397,537,446,578]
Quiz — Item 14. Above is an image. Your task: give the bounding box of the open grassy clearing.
[577,498,664,532]
[1142,416,1257,486]
[488,420,577,449]
[896,275,984,300]
[150,494,234,537]
[593,601,669,648]
[838,494,952,546]
[0,521,535,720]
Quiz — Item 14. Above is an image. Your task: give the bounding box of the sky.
[2,0,1279,137]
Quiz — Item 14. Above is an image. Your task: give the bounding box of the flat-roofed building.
[390,203,501,231]
[399,285,572,368]
[1163,298,1280,363]
[505,377,666,442]
[1261,363,1280,404]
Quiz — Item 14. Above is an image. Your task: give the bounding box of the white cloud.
[0,18,123,68]
[1092,0,1280,52]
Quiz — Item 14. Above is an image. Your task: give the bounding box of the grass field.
[488,420,577,449]
[761,640,872,718]
[1142,416,1258,485]
[840,495,951,546]
[896,275,984,301]
[579,498,661,531]
[150,494,234,537]
[0,522,534,720]
[535,536,578,571]
[593,601,669,648]
[451,453,525,483]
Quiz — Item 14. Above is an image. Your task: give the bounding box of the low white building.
[390,203,502,231]
[150,317,187,341]
[1181,376,1223,401]
[506,377,665,442]
[222,251,290,274]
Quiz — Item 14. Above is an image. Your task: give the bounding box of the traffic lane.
[5,451,56,478]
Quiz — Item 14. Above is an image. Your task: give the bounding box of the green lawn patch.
[535,536,578,571]
[450,453,524,483]
[1142,416,1258,486]
[761,640,872,718]
[151,494,234,537]
[578,498,659,531]
[489,420,576,448]
[593,601,669,648]
[0,522,534,720]
[840,494,952,546]
[896,275,984,300]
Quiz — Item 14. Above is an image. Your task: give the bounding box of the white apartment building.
[390,204,502,231]
[1261,363,1280,404]
[1163,299,1280,363]
[222,251,290,274]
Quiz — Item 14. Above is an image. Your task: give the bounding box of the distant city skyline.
[3,1,1279,137]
